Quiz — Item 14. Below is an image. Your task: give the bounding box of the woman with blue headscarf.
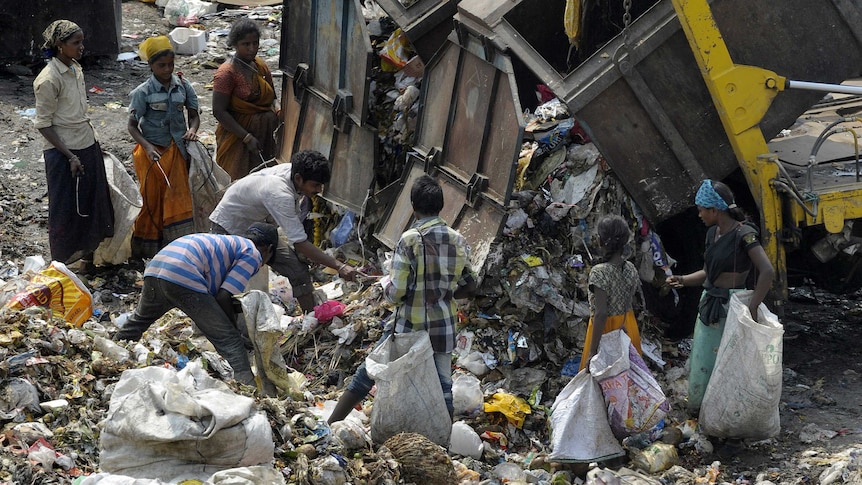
[666,179,774,413]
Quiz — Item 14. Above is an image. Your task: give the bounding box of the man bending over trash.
[113,223,279,385]
[328,175,477,423]
[209,149,363,313]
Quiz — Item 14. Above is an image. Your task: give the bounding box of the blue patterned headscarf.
[695,179,729,210]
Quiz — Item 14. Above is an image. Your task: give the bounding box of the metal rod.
[787,80,862,96]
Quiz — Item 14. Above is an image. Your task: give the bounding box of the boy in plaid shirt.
[328,175,477,423]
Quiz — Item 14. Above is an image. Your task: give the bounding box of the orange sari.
[131,142,195,258]
[215,58,278,180]
[579,310,642,371]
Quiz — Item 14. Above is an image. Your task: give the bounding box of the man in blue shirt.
[114,223,278,385]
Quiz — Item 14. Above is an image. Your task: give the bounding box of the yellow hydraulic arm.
[671,0,862,310]
[670,0,788,312]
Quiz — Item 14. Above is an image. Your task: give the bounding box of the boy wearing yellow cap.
[128,36,200,258]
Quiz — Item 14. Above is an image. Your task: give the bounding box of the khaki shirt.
[33,57,96,150]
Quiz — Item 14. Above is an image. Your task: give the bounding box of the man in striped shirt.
[328,175,477,423]
[114,223,279,385]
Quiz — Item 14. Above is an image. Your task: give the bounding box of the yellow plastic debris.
[484,392,532,428]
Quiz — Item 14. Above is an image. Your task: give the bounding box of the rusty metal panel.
[0,0,121,61]
[296,94,335,158]
[310,1,342,99]
[479,67,523,203]
[280,0,311,74]
[327,124,378,213]
[415,42,460,153]
[445,49,495,180]
[437,171,505,271]
[375,162,425,248]
[344,1,374,125]
[278,76,301,163]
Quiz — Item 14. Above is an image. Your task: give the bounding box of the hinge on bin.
[467,172,488,207]
[292,64,309,103]
[332,89,353,133]
[424,147,441,173]
[480,36,494,63]
[454,20,468,47]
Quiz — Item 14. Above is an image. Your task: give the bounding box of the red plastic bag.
[313,300,345,323]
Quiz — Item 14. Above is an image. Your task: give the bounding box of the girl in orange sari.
[212,19,279,180]
[128,36,198,258]
[580,215,643,371]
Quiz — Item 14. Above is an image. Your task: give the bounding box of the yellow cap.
[139,36,173,62]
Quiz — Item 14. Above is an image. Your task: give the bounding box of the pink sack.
[314,300,346,323]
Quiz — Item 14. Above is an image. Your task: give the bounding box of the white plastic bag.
[549,370,625,463]
[590,330,669,439]
[163,0,217,26]
[699,290,783,439]
[187,140,230,233]
[94,151,142,266]
[451,372,483,417]
[365,331,451,446]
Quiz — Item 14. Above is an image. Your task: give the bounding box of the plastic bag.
[187,140,231,233]
[4,262,93,326]
[451,372,483,417]
[241,291,308,399]
[549,370,625,463]
[483,392,531,429]
[163,0,216,26]
[313,300,346,323]
[379,28,412,71]
[590,330,669,439]
[330,211,355,247]
[699,290,783,439]
[365,331,451,446]
[94,151,143,266]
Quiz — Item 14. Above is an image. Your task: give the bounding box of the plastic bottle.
[631,442,678,473]
[93,335,130,363]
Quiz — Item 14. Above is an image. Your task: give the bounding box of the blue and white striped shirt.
[145,234,262,295]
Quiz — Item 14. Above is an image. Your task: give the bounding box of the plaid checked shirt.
[385,216,476,353]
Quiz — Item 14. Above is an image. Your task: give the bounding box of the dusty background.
[0,1,861,483]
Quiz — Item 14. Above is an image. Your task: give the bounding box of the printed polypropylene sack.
[187,141,230,233]
[94,151,142,266]
[699,290,783,439]
[590,330,669,439]
[4,262,93,326]
[365,331,451,446]
[549,370,625,463]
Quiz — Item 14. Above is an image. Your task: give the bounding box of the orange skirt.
[131,142,194,258]
[579,310,642,371]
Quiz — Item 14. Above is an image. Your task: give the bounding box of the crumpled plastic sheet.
[0,377,42,420]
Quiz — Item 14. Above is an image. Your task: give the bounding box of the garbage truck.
[277,0,862,317]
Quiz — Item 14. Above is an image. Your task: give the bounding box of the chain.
[622,0,632,47]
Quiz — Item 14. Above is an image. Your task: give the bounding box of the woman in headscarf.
[127,36,199,258]
[666,179,774,413]
[212,18,279,180]
[33,20,114,273]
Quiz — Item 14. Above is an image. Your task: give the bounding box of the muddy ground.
[1,1,861,483]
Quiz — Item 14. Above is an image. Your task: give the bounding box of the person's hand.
[667,274,684,289]
[338,264,365,282]
[147,146,162,163]
[182,129,198,141]
[68,154,84,177]
[748,304,760,320]
[243,133,260,154]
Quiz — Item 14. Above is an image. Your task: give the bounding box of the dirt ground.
[1,1,862,483]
